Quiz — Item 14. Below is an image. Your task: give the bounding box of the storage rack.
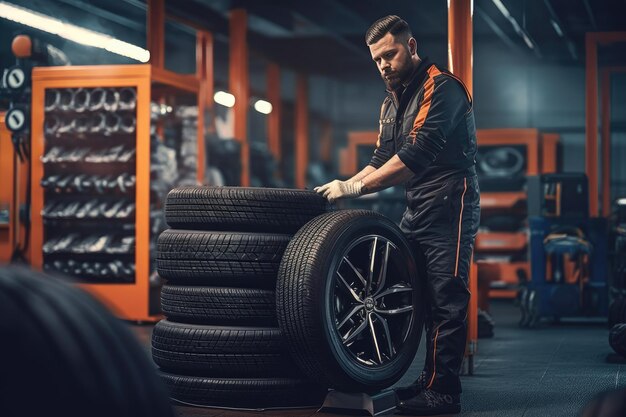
[29,65,204,321]
[475,129,559,299]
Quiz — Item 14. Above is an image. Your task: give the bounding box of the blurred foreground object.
[0,266,174,417]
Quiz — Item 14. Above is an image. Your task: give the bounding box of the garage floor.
[133,300,623,417]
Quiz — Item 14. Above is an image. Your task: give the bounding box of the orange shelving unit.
[476,129,559,299]
[29,64,205,321]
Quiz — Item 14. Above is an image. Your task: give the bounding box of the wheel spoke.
[342,317,369,345]
[373,312,395,358]
[373,241,391,297]
[374,283,413,300]
[366,237,378,296]
[368,313,383,364]
[375,305,414,315]
[342,256,367,288]
[337,305,364,329]
[336,271,363,303]
[334,234,414,367]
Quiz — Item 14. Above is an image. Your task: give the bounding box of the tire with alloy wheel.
[165,186,329,233]
[276,210,423,393]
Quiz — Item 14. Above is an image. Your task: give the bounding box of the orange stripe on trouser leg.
[427,327,440,389]
[454,178,468,277]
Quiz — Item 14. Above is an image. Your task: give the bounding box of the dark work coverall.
[369,58,480,395]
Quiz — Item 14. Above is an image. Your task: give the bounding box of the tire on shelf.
[157,229,290,287]
[159,373,327,408]
[276,210,423,393]
[164,186,329,233]
[161,285,276,325]
[610,324,626,357]
[151,320,296,376]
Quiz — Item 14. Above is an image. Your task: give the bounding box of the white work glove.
[314,180,363,203]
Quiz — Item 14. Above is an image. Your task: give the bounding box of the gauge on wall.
[3,66,27,91]
[6,105,28,132]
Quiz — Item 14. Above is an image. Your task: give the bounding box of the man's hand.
[314,180,363,203]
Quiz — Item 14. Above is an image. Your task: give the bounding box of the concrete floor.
[134,300,624,416]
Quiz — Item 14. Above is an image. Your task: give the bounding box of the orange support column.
[448,0,473,93]
[267,63,281,162]
[449,0,476,373]
[601,70,611,217]
[147,0,164,69]
[585,34,598,217]
[295,74,309,189]
[196,30,214,183]
[229,9,250,186]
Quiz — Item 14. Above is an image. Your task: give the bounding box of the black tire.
[151,320,295,376]
[276,210,423,393]
[159,372,327,408]
[164,186,329,233]
[610,324,626,357]
[0,266,174,417]
[161,285,276,325]
[157,229,290,286]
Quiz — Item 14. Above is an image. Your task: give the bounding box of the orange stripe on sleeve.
[409,66,441,142]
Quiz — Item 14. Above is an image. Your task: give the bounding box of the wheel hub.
[332,235,415,366]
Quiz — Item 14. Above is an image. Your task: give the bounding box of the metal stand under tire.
[319,389,397,416]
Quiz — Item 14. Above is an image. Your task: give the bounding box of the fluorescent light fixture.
[491,0,538,54]
[0,1,150,62]
[618,198,626,206]
[522,33,534,49]
[253,99,272,114]
[550,19,563,37]
[214,91,235,107]
[491,0,510,18]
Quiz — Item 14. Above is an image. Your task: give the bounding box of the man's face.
[369,32,415,90]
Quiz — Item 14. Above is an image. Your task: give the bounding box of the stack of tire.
[152,186,330,408]
[153,186,426,408]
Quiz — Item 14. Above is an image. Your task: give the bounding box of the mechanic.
[315,15,480,416]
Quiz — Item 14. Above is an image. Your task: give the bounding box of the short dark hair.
[365,15,412,45]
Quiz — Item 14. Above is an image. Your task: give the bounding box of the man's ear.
[408,37,417,55]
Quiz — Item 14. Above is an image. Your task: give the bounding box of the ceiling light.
[550,19,563,37]
[253,99,272,114]
[0,2,150,62]
[214,91,235,107]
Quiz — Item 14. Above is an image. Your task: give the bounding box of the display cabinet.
[29,64,204,321]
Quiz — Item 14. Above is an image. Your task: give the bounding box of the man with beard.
[315,15,480,416]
